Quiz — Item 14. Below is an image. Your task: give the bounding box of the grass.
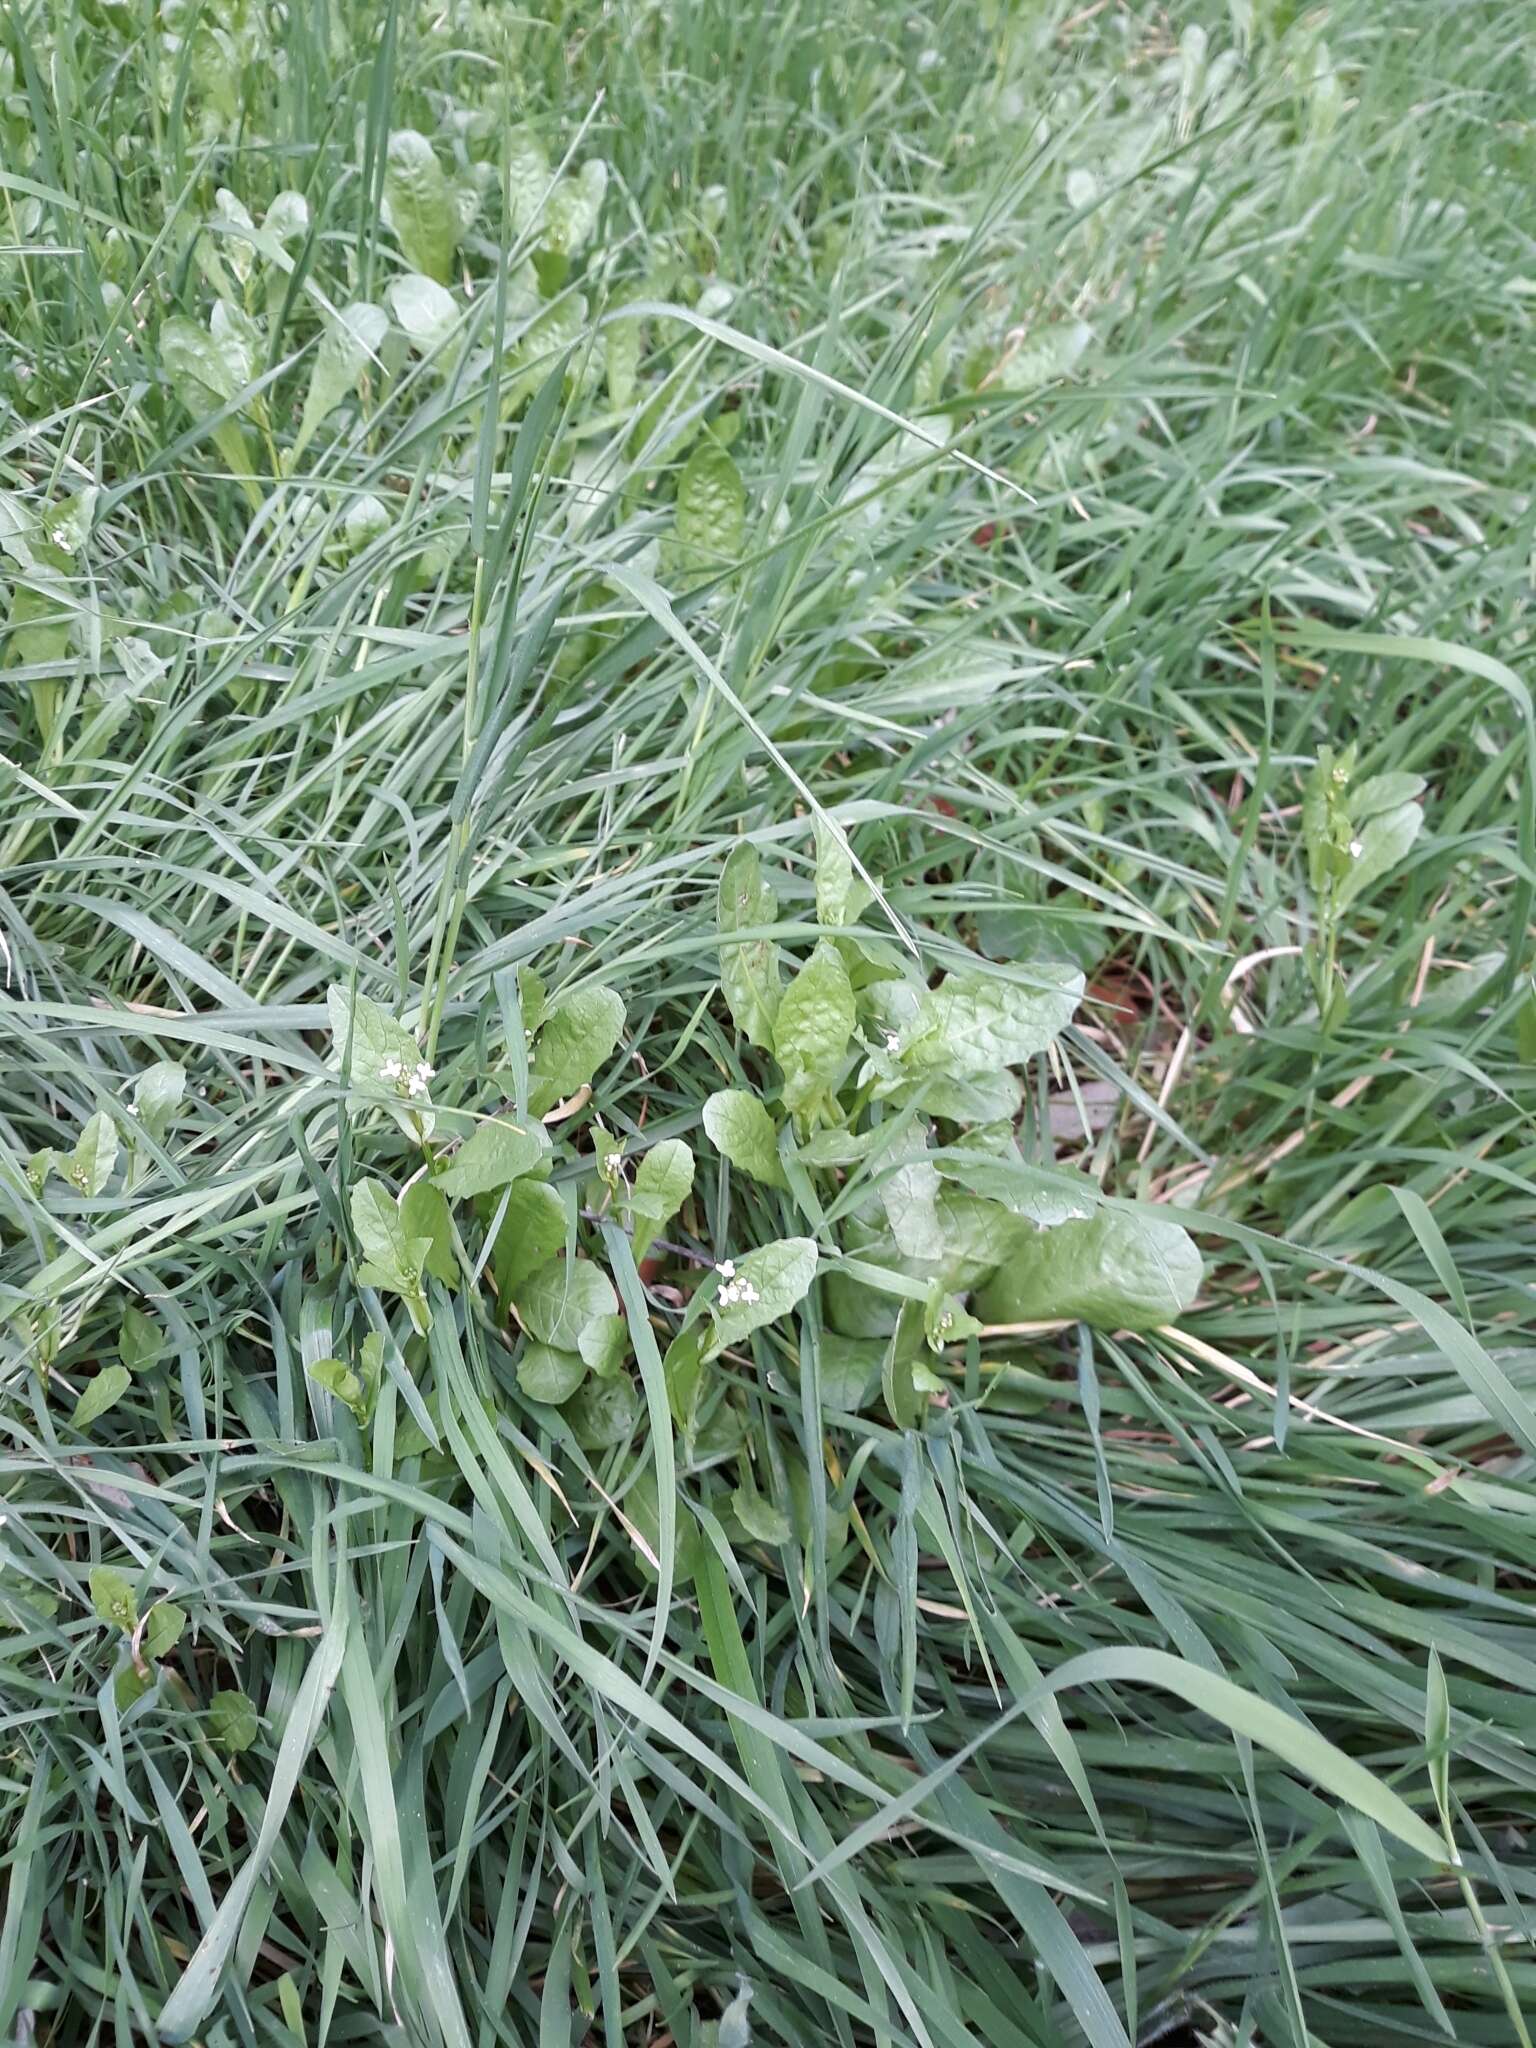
[2,0,1535,2043]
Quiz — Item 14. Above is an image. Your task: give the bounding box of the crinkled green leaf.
[702,1089,785,1186]
[976,1207,1203,1331]
[718,844,781,1051]
[900,962,1084,1075]
[814,816,871,928]
[773,939,855,1116]
[384,129,459,282]
[668,435,745,579]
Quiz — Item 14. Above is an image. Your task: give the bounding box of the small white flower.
[379,1056,404,1082]
[405,1059,435,1099]
[1349,838,1364,858]
[741,1281,760,1305]
[884,1031,901,1055]
[717,1259,735,1279]
[604,1152,624,1175]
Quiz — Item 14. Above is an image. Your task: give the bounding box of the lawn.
[2,1,1535,2043]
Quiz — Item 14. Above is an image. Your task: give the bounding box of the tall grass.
[2,2,1534,2043]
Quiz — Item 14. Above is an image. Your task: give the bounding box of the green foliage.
[3,3,1532,2044]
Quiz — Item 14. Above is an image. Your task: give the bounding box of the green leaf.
[924,1285,981,1353]
[142,1602,186,1660]
[667,436,745,579]
[25,1147,58,1194]
[516,1257,618,1352]
[73,1365,130,1429]
[1336,799,1424,909]
[89,1565,137,1632]
[732,1476,792,1546]
[308,1355,367,1419]
[399,1180,458,1286]
[975,1208,1202,1332]
[1352,770,1426,821]
[566,1372,639,1449]
[577,1314,628,1377]
[702,1090,785,1186]
[814,816,871,928]
[115,1664,155,1710]
[773,940,855,1116]
[349,1178,432,1332]
[295,301,388,457]
[708,1237,818,1354]
[490,1179,567,1300]
[159,312,257,489]
[119,1304,165,1374]
[506,125,552,235]
[327,985,433,1136]
[879,1146,945,1260]
[384,130,459,282]
[517,1342,589,1405]
[66,1111,118,1195]
[131,1061,185,1144]
[208,1689,259,1754]
[899,963,1083,1075]
[718,844,782,1051]
[528,983,625,1115]
[630,1138,694,1259]
[663,1322,707,1437]
[541,159,607,259]
[435,1115,548,1199]
[387,272,461,354]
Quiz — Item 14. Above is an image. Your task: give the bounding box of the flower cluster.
[715,1257,760,1309]
[380,1055,435,1099]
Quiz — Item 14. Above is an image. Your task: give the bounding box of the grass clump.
[2,1,1535,2043]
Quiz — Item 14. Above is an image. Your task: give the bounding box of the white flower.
[717,1259,735,1279]
[884,1031,901,1055]
[379,1056,404,1082]
[604,1152,624,1175]
[406,1059,435,1098]
[1349,838,1364,858]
